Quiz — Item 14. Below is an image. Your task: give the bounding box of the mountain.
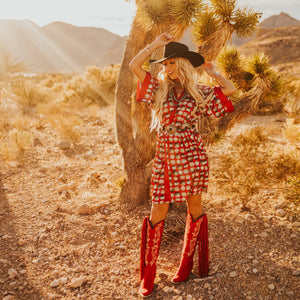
[260,12,300,29]
[0,20,123,73]
[0,12,299,73]
[239,26,300,64]
[231,12,300,46]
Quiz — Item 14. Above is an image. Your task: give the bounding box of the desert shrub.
[214,126,299,210]
[10,79,49,114]
[1,128,33,160]
[282,118,300,144]
[62,74,107,107]
[62,64,120,107]
[48,113,83,143]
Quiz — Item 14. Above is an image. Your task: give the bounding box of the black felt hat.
[149,42,204,67]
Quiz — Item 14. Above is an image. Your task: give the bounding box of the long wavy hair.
[150,57,208,130]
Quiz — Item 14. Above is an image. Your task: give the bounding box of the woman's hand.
[129,33,174,84]
[203,62,217,77]
[154,33,175,48]
[203,62,236,96]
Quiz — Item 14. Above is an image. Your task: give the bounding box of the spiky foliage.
[233,8,262,38]
[0,49,26,82]
[193,0,261,61]
[245,53,271,77]
[192,11,219,42]
[210,46,285,140]
[136,0,203,39]
[210,0,236,19]
[10,79,49,114]
[136,0,169,33]
[170,0,203,27]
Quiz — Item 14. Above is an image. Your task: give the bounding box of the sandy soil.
[0,106,299,300]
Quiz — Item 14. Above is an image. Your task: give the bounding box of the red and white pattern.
[137,72,234,204]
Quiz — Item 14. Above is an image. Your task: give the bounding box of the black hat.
[149,42,204,67]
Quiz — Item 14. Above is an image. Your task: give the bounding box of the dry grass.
[48,113,83,143]
[10,79,49,114]
[213,126,300,210]
[1,128,33,160]
[282,118,300,144]
[61,65,119,108]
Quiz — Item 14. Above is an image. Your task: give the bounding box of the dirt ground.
[0,105,299,300]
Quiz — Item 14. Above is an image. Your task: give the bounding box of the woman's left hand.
[203,62,217,77]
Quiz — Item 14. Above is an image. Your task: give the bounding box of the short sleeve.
[136,71,159,107]
[196,85,234,117]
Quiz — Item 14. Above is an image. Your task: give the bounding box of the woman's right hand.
[154,33,175,47]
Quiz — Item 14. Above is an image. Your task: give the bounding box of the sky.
[0,0,299,36]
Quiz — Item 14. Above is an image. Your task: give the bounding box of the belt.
[159,122,196,134]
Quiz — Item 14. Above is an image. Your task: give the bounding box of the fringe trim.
[198,214,209,277]
[140,217,148,280]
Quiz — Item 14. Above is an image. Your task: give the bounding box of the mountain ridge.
[0,12,299,73]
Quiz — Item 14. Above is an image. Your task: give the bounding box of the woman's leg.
[150,203,170,227]
[172,194,209,282]
[186,194,202,221]
[139,203,169,297]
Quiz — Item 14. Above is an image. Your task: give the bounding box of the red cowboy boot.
[139,217,164,298]
[171,212,209,282]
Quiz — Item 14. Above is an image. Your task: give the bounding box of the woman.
[129,33,236,298]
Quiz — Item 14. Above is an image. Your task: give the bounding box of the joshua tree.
[115,0,272,210]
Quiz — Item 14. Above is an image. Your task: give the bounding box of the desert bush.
[62,64,120,107]
[1,128,33,160]
[282,118,300,144]
[10,79,49,114]
[214,126,299,210]
[48,113,83,143]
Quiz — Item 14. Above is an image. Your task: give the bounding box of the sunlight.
[0,0,136,36]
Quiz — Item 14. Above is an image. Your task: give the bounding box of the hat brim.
[149,51,204,67]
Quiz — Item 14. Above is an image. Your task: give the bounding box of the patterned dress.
[137,72,234,204]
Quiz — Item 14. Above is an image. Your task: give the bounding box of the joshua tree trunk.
[115,17,157,210]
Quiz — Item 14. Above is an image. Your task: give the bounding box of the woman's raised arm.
[203,62,236,96]
[129,33,174,83]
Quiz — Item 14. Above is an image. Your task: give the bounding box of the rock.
[8,268,18,279]
[58,141,71,150]
[275,209,286,217]
[252,259,259,265]
[75,204,93,215]
[292,269,300,276]
[17,239,26,246]
[252,268,258,274]
[68,276,87,288]
[47,294,58,300]
[50,279,59,288]
[204,283,211,288]
[274,201,287,210]
[268,284,275,290]
[58,184,68,193]
[59,277,68,284]
[286,290,294,296]
[230,271,237,278]
[245,214,255,221]
[187,295,193,300]
[215,273,224,279]
[293,221,300,227]
[3,295,15,300]
[173,288,181,295]
[259,232,269,238]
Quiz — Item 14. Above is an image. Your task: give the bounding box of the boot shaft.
[140,217,164,280]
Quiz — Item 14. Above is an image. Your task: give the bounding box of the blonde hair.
[150,57,207,130]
